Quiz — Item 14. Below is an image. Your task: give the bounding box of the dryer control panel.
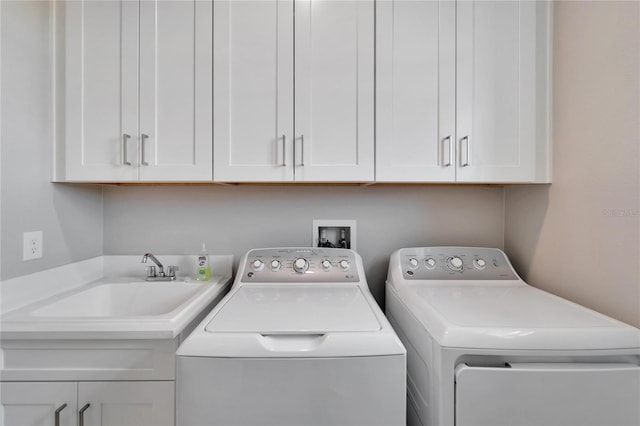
[397,247,518,280]
[240,248,360,283]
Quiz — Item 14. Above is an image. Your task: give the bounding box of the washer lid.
[396,283,640,350]
[205,285,381,333]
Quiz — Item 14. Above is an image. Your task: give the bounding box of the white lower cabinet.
[1,381,174,426]
[1,338,179,426]
[1,382,77,426]
[79,381,174,426]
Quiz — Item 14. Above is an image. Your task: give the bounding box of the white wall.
[0,1,103,281]
[102,185,505,303]
[505,1,640,327]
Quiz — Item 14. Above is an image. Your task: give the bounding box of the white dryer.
[177,248,406,426]
[386,247,640,426]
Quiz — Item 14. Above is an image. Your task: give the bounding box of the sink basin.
[0,277,232,339]
[31,282,205,318]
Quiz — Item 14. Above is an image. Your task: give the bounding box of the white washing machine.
[386,247,640,426]
[177,247,406,426]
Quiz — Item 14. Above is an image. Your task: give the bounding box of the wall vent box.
[312,220,356,251]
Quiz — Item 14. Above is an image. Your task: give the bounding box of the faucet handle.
[167,265,179,278]
[146,266,157,278]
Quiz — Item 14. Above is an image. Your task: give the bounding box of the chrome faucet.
[141,253,178,281]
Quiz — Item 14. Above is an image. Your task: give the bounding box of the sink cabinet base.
[1,338,178,381]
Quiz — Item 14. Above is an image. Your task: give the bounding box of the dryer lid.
[205,285,381,334]
[395,283,640,350]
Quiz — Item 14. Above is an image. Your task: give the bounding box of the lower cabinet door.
[79,381,174,426]
[1,382,77,426]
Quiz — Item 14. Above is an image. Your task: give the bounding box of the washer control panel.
[400,247,518,280]
[240,248,359,283]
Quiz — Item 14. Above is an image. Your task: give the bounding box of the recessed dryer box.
[312,220,356,251]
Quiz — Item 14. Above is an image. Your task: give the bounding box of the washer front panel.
[240,248,359,283]
[399,247,518,280]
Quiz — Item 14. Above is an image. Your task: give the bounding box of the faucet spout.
[141,253,164,276]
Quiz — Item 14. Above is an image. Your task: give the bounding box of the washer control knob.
[473,258,486,270]
[321,260,333,271]
[293,258,309,274]
[339,259,351,272]
[408,258,419,269]
[251,259,264,271]
[425,258,437,270]
[270,260,281,271]
[447,256,463,272]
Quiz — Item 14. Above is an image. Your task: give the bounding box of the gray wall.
[4,0,638,329]
[103,185,505,303]
[504,1,640,328]
[0,1,103,281]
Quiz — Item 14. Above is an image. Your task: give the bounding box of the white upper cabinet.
[213,0,294,182]
[60,0,212,182]
[293,0,375,182]
[376,0,456,182]
[213,0,374,182]
[376,0,551,183]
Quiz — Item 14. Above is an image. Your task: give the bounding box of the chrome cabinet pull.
[281,135,286,166]
[79,403,90,426]
[54,403,67,426]
[442,135,452,167]
[122,134,132,165]
[141,134,149,166]
[460,136,470,167]
[300,134,305,167]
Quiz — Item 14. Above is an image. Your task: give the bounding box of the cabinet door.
[294,0,375,182]
[139,0,213,182]
[1,382,77,426]
[376,0,456,182]
[456,0,550,182]
[64,0,139,182]
[78,381,174,426]
[213,0,294,182]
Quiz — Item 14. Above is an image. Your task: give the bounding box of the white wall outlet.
[312,220,356,251]
[23,231,43,261]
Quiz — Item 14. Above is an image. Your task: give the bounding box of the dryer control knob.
[408,258,419,269]
[447,256,463,272]
[293,258,309,274]
[251,259,264,271]
[473,258,486,270]
[270,260,281,271]
[339,260,351,272]
[321,260,332,271]
[425,258,437,270]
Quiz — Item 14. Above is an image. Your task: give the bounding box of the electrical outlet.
[23,231,43,261]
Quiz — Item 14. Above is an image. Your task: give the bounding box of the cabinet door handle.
[122,134,132,165]
[79,403,90,426]
[54,403,67,426]
[141,134,149,166]
[280,134,286,166]
[442,135,452,167]
[460,136,470,167]
[300,134,305,167]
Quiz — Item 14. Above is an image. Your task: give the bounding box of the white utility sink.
[0,276,232,340]
[31,282,205,318]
